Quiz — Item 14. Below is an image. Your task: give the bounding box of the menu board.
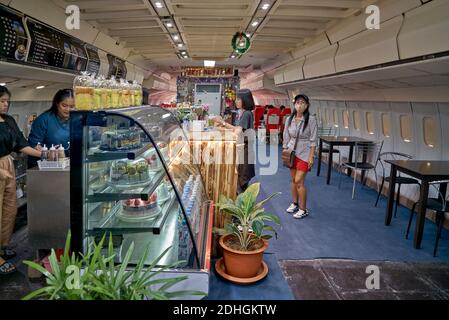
[85,44,100,76]
[0,5,29,62]
[107,53,127,79]
[26,18,88,72]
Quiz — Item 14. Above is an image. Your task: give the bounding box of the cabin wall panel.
[335,16,403,73]
[310,97,448,203]
[439,103,449,162]
[411,102,442,160]
[398,0,449,59]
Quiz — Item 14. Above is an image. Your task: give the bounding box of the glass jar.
[135,82,143,106]
[92,77,102,110]
[74,71,94,110]
[98,75,111,109]
[129,81,136,106]
[121,79,131,108]
[110,76,120,109]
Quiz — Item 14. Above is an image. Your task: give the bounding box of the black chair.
[375,152,421,217]
[338,141,384,199]
[317,126,341,164]
[406,180,449,257]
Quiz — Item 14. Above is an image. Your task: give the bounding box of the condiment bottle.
[58,145,66,161]
[41,144,48,161]
[49,144,57,161]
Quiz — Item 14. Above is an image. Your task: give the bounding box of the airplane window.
[353,111,361,130]
[381,113,391,138]
[342,110,349,129]
[423,117,436,148]
[366,112,375,135]
[325,108,330,126]
[316,108,322,125]
[333,110,339,128]
[400,115,412,143]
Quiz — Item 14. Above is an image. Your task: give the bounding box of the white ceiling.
[53,0,376,75]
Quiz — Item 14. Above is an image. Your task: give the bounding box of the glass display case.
[69,106,213,297]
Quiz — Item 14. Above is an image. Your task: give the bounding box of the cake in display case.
[69,106,213,297]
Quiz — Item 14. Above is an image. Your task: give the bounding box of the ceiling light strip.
[229,0,278,59]
[147,0,188,60]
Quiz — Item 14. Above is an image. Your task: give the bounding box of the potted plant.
[23,231,206,300]
[215,182,281,282]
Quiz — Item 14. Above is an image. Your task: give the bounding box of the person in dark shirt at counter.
[28,89,74,167]
[0,86,41,275]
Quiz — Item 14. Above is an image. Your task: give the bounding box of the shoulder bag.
[281,120,301,168]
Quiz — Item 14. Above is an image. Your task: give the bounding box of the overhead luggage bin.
[398,0,449,59]
[303,44,338,79]
[125,62,136,82]
[97,50,110,78]
[291,33,330,60]
[335,16,403,73]
[283,58,305,83]
[274,67,285,86]
[134,67,145,85]
[326,0,420,44]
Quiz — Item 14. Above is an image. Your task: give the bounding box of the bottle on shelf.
[177,216,190,266]
[74,72,94,110]
[110,76,120,109]
[92,77,102,110]
[40,143,48,161]
[48,144,57,161]
[58,145,66,161]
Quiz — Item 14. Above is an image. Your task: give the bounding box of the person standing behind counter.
[28,89,74,166]
[0,86,41,275]
[213,89,256,193]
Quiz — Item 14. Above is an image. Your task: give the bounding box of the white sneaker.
[286,203,299,213]
[293,208,309,219]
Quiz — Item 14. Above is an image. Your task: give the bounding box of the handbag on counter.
[282,121,301,168]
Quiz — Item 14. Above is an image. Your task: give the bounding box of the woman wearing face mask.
[214,89,256,193]
[283,94,317,219]
[28,89,74,166]
[0,86,41,275]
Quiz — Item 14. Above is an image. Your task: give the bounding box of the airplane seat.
[279,108,291,134]
[265,108,281,143]
[254,106,265,129]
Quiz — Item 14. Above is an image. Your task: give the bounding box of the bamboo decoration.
[188,130,238,256]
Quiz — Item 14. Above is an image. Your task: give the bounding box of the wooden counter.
[187,128,240,255]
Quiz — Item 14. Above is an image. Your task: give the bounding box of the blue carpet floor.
[208,145,449,299]
[257,145,449,262]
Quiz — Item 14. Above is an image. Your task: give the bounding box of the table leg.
[414,180,429,249]
[361,149,368,185]
[317,139,323,176]
[438,183,447,203]
[384,164,397,226]
[326,143,334,185]
[347,145,354,177]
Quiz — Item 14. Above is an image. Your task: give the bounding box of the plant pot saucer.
[215,257,268,285]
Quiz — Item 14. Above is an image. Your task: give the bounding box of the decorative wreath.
[231,32,251,55]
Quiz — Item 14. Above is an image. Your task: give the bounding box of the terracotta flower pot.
[219,234,268,279]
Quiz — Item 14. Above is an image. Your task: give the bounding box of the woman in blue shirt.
[28,89,74,166]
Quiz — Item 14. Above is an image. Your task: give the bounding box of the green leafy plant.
[215,182,281,251]
[23,231,206,300]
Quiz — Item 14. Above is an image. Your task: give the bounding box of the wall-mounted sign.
[181,67,235,78]
[26,17,88,72]
[0,6,29,62]
[85,44,100,76]
[0,3,130,80]
[107,53,127,79]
